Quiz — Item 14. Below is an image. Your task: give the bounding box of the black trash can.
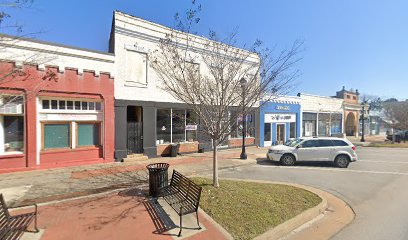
[146,163,169,197]
[170,143,179,157]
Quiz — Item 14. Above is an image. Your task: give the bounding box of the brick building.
[0,35,115,172]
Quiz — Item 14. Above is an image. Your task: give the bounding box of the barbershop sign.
[264,113,296,123]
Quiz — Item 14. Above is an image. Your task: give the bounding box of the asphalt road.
[218,147,408,240]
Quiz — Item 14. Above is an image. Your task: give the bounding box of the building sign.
[276,105,290,111]
[185,124,197,130]
[264,113,296,123]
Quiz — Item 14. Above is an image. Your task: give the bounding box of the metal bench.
[162,170,202,237]
[0,194,38,240]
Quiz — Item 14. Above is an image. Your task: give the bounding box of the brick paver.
[0,147,266,206]
[35,190,226,240]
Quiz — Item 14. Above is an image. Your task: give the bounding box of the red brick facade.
[0,62,114,172]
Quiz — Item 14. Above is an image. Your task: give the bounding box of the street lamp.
[240,77,247,160]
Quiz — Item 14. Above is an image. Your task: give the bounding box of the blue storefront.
[259,97,301,147]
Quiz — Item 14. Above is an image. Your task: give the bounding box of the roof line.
[0,33,114,56]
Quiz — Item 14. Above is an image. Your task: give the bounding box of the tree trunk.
[212,139,219,188]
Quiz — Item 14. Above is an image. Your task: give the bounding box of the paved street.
[218,147,408,240]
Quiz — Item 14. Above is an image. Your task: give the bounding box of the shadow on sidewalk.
[143,198,177,235]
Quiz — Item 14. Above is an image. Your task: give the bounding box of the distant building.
[335,87,361,137]
[258,96,301,147]
[298,93,344,137]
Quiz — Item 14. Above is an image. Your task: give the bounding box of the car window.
[318,140,334,147]
[332,140,349,146]
[301,140,319,148]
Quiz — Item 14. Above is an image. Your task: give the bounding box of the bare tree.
[383,101,408,142]
[150,1,302,187]
[0,0,57,106]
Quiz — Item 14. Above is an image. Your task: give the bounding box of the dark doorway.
[127,106,143,154]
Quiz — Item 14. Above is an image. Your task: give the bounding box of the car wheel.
[280,154,296,166]
[334,155,350,168]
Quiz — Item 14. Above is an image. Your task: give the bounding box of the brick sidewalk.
[30,189,227,240]
[0,146,266,206]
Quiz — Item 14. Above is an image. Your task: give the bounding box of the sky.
[3,0,408,100]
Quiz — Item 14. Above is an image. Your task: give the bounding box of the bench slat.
[164,170,202,215]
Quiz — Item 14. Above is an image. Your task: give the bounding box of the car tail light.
[352,146,356,152]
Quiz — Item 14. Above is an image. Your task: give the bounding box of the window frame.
[41,122,72,151]
[300,140,319,148]
[317,139,334,147]
[40,98,103,113]
[76,121,102,148]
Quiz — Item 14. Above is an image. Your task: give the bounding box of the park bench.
[162,170,202,237]
[0,194,38,240]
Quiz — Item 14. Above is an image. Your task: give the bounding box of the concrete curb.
[214,178,354,240]
[198,208,234,240]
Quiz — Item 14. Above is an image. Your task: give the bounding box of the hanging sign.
[185,124,197,130]
[264,113,296,123]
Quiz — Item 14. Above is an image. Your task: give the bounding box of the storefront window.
[0,95,25,154]
[318,113,330,136]
[156,109,171,144]
[290,122,296,138]
[331,114,342,134]
[302,113,317,137]
[4,116,24,153]
[186,110,198,142]
[43,123,71,149]
[77,123,100,146]
[264,123,271,141]
[172,110,185,143]
[232,113,255,138]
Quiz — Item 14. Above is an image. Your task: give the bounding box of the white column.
[71,122,76,148]
[36,97,41,165]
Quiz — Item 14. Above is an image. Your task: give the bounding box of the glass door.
[276,124,286,145]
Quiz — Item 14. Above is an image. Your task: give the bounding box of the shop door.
[276,124,285,145]
[127,121,143,154]
[305,121,313,137]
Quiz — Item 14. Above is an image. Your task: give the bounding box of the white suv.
[266,137,358,168]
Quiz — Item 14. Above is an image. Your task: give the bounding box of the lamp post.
[240,77,247,160]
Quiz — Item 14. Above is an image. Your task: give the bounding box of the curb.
[216,178,354,240]
[198,208,234,240]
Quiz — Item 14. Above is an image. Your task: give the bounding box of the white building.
[110,11,259,159]
[298,93,344,137]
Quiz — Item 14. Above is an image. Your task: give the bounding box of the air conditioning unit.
[0,103,24,114]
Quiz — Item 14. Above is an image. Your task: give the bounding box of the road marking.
[253,165,408,175]
[358,160,408,164]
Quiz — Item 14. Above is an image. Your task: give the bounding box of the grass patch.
[368,142,408,148]
[192,178,321,240]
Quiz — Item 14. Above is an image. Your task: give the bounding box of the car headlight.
[268,150,284,154]
[273,150,285,154]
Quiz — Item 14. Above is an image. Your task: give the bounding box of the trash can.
[170,143,179,157]
[146,163,169,197]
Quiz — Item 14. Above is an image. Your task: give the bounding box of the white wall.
[112,11,259,103]
[299,93,343,113]
[0,35,115,76]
